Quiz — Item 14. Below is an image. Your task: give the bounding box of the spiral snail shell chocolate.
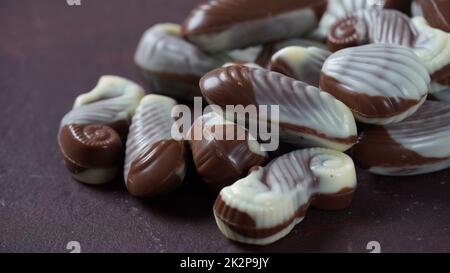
[58,76,144,184]
[327,9,417,52]
[268,46,331,87]
[214,148,357,245]
[200,65,357,152]
[181,0,327,52]
[58,124,123,185]
[124,95,186,197]
[188,112,268,192]
[320,44,430,125]
[352,101,450,176]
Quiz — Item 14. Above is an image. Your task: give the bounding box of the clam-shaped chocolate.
[214,148,357,245]
[200,65,357,151]
[58,76,144,184]
[188,112,268,192]
[320,44,429,124]
[181,0,327,52]
[134,23,230,102]
[124,95,186,197]
[353,101,450,176]
[269,46,331,87]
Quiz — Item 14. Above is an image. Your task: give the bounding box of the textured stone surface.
[0,0,449,253]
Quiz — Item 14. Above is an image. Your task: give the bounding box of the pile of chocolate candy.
[57,0,450,245]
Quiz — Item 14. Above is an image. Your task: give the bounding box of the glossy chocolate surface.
[124,95,186,197]
[352,101,450,176]
[214,148,357,245]
[182,0,327,52]
[320,44,429,124]
[188,112,267,192]
[269,46,330,87]
[200,65,357,151]
[419,0,450,32]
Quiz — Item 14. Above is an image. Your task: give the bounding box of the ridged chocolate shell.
[124,95,186,197]
[213,148,357,245]
[352,101,450,176]
[188,112,268,192]
[320,43,429,124]
[327,9,417,52]
[60,75,145,138]
[419,0,450,32]
[269,46,331,87]
[181,0,327,52]
[200,65,357,152]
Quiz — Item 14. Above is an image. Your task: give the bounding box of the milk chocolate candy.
[320,44,429,125]
[327,9,417,52]
[419,0,450,32]
[214,148,357,245]
[269,46,331,87]
[181,0,328,52]
[124,95,186,197]
[313,0,412,41]
[200,65,357,152]
[429,80,450,102]
[327,9,450,80]
[58,76,145,184]
[134,23,230,102]
[188,112,268,192]
[353,101,450,176]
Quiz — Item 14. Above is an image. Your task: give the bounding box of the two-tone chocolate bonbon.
[214,148,357,245]
[188,112,268,192]
[134,23,230,101]
[58,76,145,184]
[352,101,450,176]
[181,0,327,52]
[320,44,430,124]
[269,46,330,87]
[124,95,186,197]
[200,65,357,151]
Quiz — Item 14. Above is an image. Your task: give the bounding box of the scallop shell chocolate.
[181,0,327,52]
[269,46,331,87]
[352,101,450,176]
[214,148,357,245]
[58,76,145,184]
[320,44,430,125]
[134,23,230,102]
[124,95,186,197]
[200,65,357,152]
[188,112,268,192]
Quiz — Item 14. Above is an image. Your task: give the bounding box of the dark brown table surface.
[0,0,449,253]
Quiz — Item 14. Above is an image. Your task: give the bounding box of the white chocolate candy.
[214,148,357,245]
[320,44,430,124]
[353,101,450,176]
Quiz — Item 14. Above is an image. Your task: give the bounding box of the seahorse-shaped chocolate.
[58,76,145,184]
[214,148,357,245]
